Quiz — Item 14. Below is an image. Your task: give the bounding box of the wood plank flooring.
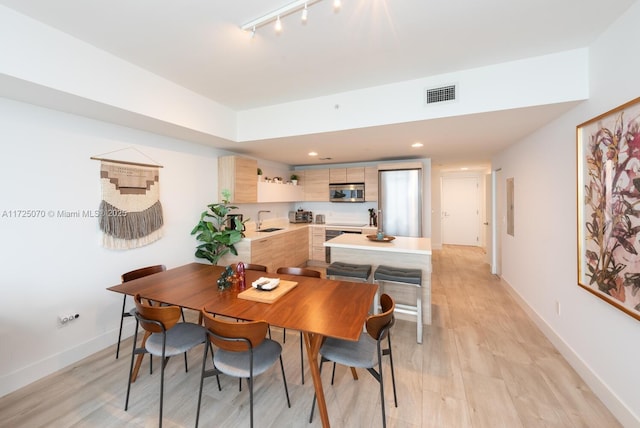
[0,245,621,427]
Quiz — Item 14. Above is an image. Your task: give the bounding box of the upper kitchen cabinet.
[329,167,365,183]
[365,166,378,201]
[218,155,257,203]
[329,168,346,183]
[347,167,365,183]
[304,169,329,201]
[257,181,304,202]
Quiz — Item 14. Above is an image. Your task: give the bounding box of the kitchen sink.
[256,227,283,232]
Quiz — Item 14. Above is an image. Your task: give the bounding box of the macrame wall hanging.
[91,148,164,250]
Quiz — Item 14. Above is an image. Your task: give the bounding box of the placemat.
[237,280,298,304]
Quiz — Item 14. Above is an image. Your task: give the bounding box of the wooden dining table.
[107,262,377,428]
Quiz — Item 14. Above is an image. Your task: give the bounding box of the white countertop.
[241,222,310,241]
[324,233,432,255]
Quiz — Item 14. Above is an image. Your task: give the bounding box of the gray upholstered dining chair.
[276,266,321,384]
[116,264,166,359]
[124,294,208,428]
[196,310,291,428]
[309,293,398,428]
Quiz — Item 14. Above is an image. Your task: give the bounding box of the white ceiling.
[1,0,636,167]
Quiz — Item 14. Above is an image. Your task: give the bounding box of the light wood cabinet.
[365,166,378,201]
[310,226,326,262]
[219,224,312,270]
[347,167,365,183]
[304,169,329,201]
[329,167,365,183]
[251,235,287,272]
[285,227,309,267]
[329,168,346,183]
[228,228,309,272]
[218,156,257,203]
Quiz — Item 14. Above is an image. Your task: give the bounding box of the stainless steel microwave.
[329,183,365,202]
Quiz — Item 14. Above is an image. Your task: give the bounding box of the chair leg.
[308,357,326,423]
[116,294,129,359]
[195,343,222,428]
[248,376,254,428]
[124,322,139,411]
[377,351,386,428]
[331,362,336,385]
[386,334,398,407]
[299,332,305,384]
[278,355,291,408]
[157,352,169,428]
[195,340,209,428]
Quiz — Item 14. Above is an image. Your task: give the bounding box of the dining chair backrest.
[276,266,321,278]
[231,263,267,272]
[116,264,167,359]
[122,265,166,283]
[365,293,395,340]
[201,310,268,352]
[134,293,181,333]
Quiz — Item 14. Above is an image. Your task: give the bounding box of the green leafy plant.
[290,174,298,181]
[257,168,263,175]
[191,190,247,265]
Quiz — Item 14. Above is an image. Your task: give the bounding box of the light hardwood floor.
[0,245,621,427]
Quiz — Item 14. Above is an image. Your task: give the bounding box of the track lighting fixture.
[240,0,337,35]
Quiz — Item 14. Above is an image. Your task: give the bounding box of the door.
[484,173,492,264]
[441,176,480,246]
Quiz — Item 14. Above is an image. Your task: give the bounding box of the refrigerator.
[378,168,422,237]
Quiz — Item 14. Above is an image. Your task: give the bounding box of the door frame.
[440,172,485,247]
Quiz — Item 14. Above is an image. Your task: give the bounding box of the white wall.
[492,1,640,425]
[0,98,225,397]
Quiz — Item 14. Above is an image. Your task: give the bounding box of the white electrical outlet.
[58,312,79,325]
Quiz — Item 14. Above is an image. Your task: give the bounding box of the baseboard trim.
[0,325,133,399]
[500,278,639,427]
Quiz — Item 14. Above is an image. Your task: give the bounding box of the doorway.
[441,176,480,246]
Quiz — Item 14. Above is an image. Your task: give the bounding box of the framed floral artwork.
[577,97,640,320]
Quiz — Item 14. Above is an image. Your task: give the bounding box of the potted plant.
[257,167,263,182]
[290,174,298,185]
[191,189,247,265]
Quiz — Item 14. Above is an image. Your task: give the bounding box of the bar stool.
[373,265,422,344]
[326,261,372,283]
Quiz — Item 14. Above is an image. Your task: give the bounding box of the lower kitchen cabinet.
[285,227,309,267]
[310,226,326,262]
[220,227,310,272]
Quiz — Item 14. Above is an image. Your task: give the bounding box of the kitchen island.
[324,233,432,327]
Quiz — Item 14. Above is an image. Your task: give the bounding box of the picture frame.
[577,96,640,321]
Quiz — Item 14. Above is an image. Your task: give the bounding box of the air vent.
[425,84,457,105]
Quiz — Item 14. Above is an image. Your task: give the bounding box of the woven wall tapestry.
[99,160,163,249]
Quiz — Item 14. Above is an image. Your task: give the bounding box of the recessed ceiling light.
[460,167,469,171]
[308,151,318,156]
[411,142,424,148]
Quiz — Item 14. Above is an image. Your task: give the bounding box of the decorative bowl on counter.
[366,234,395,242]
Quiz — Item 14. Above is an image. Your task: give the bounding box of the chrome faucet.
[257,210,270,230]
